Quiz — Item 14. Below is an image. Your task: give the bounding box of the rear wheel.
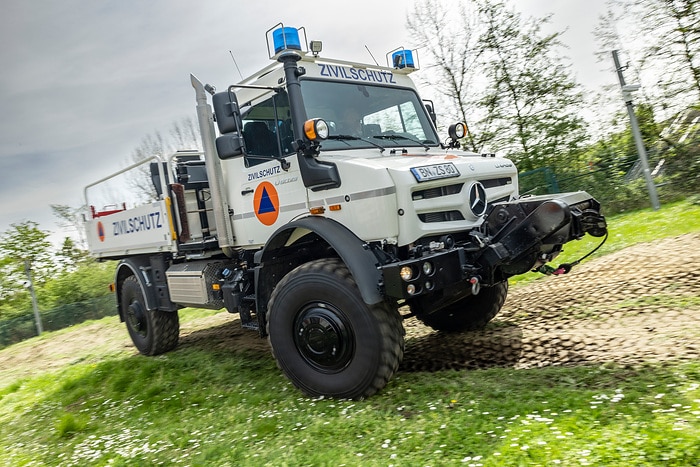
[412,281,508,333]
[267,258,404,399]
[121,275,179,355]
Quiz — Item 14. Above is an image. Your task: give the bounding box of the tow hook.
[536,263,573,275]
[536,231,609,277]
[470,276,481,295]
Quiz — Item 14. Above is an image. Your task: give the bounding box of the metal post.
[611,50,660,210]
[24,260,43,335]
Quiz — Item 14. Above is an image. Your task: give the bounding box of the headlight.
[304,118,329,141]
[448,122,467,140]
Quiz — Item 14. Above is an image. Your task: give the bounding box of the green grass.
[1,351,699,466]
[1,198,699,466]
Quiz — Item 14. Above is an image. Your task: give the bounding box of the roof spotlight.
[310,40,323,56]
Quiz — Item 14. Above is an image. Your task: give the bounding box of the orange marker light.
[309,206,326,215]
[329,204,341,211]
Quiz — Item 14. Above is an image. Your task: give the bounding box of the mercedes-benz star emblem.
[468,182,488,217]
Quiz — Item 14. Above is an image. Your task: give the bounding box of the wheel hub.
[127,300,147,337]
[293,304,354,373]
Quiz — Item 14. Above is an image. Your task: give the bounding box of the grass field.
[1,200,699,466]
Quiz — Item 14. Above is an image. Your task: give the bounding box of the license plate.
[410,163,460,182]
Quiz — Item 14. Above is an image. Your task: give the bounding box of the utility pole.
[611,50,660,211]
[24,260,43,335]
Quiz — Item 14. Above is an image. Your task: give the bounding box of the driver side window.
[241,91,294,166]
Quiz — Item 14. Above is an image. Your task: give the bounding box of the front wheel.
[121,275,179,355]
[267,259,405,399]
[411,281,508,333]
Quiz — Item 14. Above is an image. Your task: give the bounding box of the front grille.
[418,210,465,223]
[412,183,463,201]
[479,177,512,188]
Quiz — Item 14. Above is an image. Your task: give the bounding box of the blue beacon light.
[273,27,302,54]
[391,49,415,69]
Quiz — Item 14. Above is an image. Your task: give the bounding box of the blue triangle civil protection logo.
[253,181,280,226]
[257,187,276,214]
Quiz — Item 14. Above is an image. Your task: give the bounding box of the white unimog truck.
[84,24,607,399]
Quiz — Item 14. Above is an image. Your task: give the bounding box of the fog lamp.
[399,266,413,281]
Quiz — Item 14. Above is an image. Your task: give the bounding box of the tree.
[127,116,202,203]
[407,0,484,151]
[597,0,700,117]
[596,1,700,198]
[638,0,699,111]
[474,0,588,172]
[0,221,53,318]
[51,203,87,249]
[55,237,91,272]
[409,0,588,174]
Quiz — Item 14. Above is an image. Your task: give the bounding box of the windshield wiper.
[326,135,386,153]
[373,134,431,151]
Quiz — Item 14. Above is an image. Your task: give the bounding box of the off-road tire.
[267,258,404,399]
[121,275,179,355]
[413,281,508,333]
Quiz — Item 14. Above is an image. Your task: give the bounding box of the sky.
[1,0,618,245]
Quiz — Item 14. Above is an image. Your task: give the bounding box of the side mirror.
[213,90,246,158]
[423,99,437,127]
[216,134,244,159]
[212,91,243,134]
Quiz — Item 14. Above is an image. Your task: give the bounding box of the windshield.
[300,79,439,151]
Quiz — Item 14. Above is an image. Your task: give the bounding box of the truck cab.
[84,24,607,399]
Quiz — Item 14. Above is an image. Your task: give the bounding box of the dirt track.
[402,232,700,371]
[177,233,700,372]
[1,234,699,386]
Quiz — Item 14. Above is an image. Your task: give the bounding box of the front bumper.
[382,191,606,300]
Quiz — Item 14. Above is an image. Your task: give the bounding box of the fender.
[255,216,385,320]
[114,256,159,321]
